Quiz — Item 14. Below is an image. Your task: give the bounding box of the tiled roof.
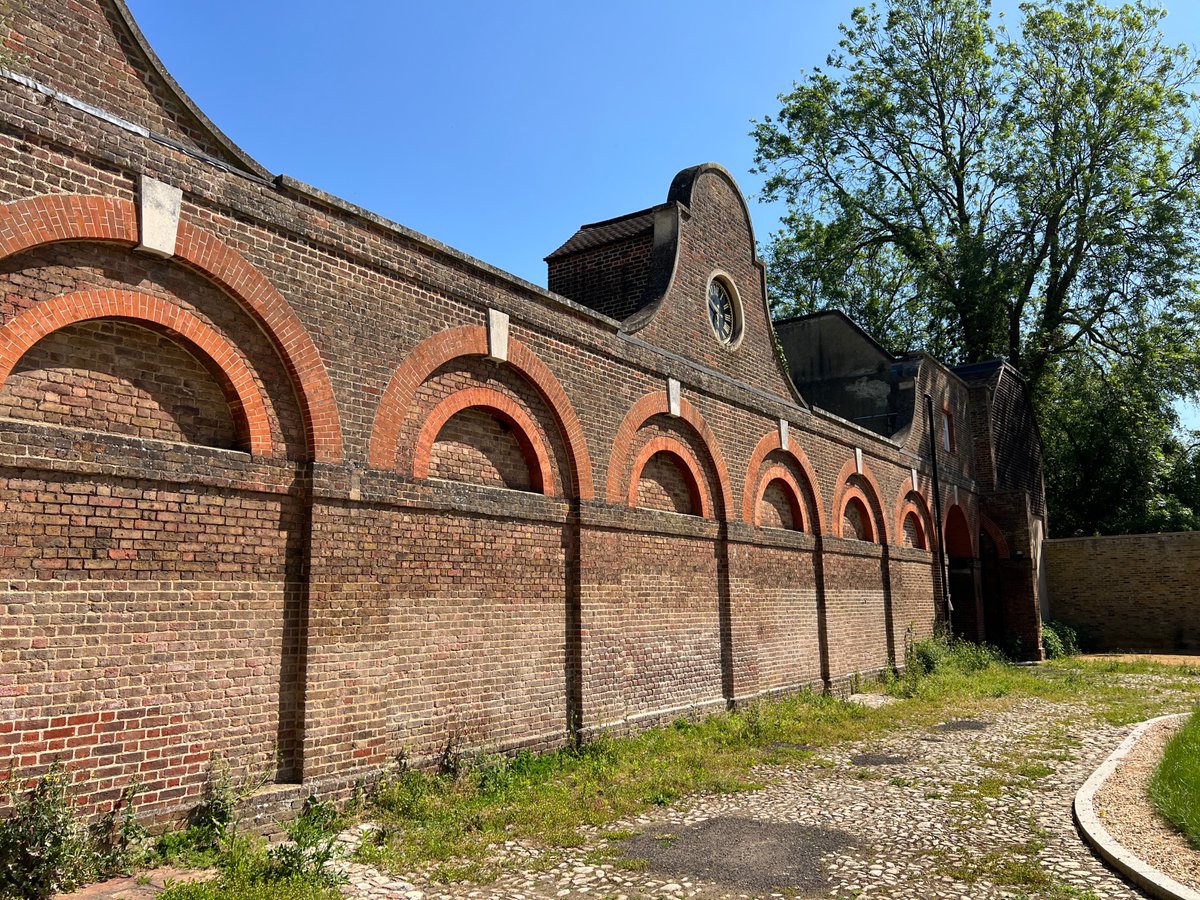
[545,206,659,260]
[951,359,1005,383]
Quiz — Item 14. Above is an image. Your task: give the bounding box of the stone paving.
[64,671,1193,900]
[330,676,1194,900]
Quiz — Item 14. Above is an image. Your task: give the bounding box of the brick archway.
[412,386,555,495]
[943,504,975,558]
[742,429,824,533]
[754,464,807,531]
[627,435,711,517]
[0,194,344,462]
[605,390,732,518]
[893,483,934,551]
[839,488,876,542]
[896,500,929,550]
[980,515,1010,559]
[829,457,890,545]
[0,289,274,455]
[368,326,593,499]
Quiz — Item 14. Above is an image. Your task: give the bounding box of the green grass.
[157,795,347,900]
[929,818,1100,899]
[352,640,1200,880]
[156,855,341,900]
[1149,705,1200,849]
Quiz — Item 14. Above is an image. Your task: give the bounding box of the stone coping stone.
[1074,712,1200,900]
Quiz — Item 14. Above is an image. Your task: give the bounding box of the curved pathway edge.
[1074,712,1199,900]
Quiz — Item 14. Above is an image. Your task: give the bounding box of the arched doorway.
[944,505,981,641]
[979,530,1005,646]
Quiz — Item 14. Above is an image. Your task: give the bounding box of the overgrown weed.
[157,791,347,900]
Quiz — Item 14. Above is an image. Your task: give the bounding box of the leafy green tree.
[753,0,1200,395]
[754,0,1200,535]
[1041,333,1200,535]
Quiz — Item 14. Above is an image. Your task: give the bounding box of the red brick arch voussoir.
[0,194,139,257]
[605,391,733,519]
[626,434,712,518]
[412,386,556,496]
[0,195,345,463]
[754,463,807,531]
[839,486,877,542]
[741,429,825,534]
[979,514,1010,559]
[0,289,274,455]
[829,457,890,546]
[942,502,977,558]
[173,221,342,462]
[893,482,934,551]
[368,326,593,498]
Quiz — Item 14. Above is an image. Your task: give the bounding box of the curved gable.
[5,0,268,177]
[546,163,800,405]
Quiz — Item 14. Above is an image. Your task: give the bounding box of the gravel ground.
[335,681,1197,900]
[1093,716,1200,893]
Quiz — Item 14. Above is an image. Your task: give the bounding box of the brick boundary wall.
[0,0,1046,827]
[1044,533,1200,652]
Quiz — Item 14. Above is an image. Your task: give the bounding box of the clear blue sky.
[124,0,1200,427]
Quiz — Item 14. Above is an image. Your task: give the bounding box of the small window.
[941,408,956,453]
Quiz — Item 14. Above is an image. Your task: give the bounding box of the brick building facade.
[0,0,1045,821]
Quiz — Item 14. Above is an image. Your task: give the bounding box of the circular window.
[706,275,742,348]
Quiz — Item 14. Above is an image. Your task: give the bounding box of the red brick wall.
[0,432,304,807]
[6,0,249,168]
[398,357,571,493]
[635,451,696,515]
[823,544,893,676]
[842,499,871,541]
[727,537,822,700]
[547,229,653,321]
[0,242,306,459]
[758,480,797,530]
[302,501,571,777]
[428,407,534,491]
[1045,533,1200,651]
[0,319,239,449]
[0,0,1050,824]
[901,511,924,549]
[888,552,939,647]
[579,522,723,729]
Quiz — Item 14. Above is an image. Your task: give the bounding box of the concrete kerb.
[1073,712,1199,900]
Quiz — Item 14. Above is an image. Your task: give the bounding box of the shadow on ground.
[620,817,857,895]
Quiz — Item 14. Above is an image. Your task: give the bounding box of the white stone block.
[486,308,509,361]
[137,175,181,257]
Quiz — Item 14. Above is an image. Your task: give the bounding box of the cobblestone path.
[335,676,1193,900]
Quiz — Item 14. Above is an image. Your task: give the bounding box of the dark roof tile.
[545,206,659,260]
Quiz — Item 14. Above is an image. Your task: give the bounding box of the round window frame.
[705,272,744,351]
